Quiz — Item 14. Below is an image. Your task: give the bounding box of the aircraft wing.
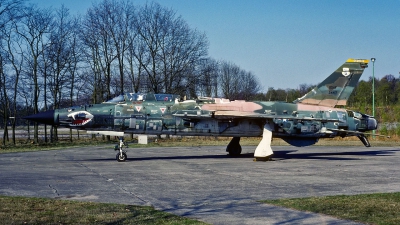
[174,110,340,122]
[87,130,125,136]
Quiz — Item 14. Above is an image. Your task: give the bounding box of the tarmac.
[1,144,400,224]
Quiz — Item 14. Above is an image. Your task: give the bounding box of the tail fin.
[293,58,369,107]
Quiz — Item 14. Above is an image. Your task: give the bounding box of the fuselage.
[45,93,377,144]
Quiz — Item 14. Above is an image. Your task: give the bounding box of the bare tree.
[160,15,208,95]
[239,70,261,100]
[41,6,83,142]
[134,2,208,94]
[298,83,314,96]
[0,0,26,145]
[133,2,168,93]
[1,18,25,145]
[219,61,241,99]
[125,31,143,93]
[16,5,53,143]
[196,58,219,97]
[0,48,8,145]
[0,0,26,29]
[218,61,261,100]
[80,25,104,103]
[81,0,135,101]
[106,0,135,94]
[82,1,116,102]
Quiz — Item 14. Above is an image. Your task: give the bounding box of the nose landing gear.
[115,137,128,162]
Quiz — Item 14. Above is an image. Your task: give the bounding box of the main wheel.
[227,145,242,156]
[116,152,127,162]
[226,137,242,157]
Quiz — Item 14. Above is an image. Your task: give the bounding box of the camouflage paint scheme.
[25,59,376,161]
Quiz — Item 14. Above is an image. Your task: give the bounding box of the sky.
[30,0,400,91]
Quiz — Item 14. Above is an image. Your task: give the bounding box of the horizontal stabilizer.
[328,128,390,138]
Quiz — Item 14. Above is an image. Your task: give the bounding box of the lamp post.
[371,58,376,137]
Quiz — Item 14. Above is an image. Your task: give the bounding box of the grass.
[0,195,208,225]
[2,193,400,225]
[0,138,113,153]
[261,192,400,225]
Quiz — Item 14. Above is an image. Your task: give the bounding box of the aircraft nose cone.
[23,110,55,125]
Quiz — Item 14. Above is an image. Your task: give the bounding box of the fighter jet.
[25,58,377,162]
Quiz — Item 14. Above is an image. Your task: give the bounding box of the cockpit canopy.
[105,93,180,103]
[126,93,145,101]
[105,95,126,103]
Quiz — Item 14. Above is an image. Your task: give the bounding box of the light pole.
[371,58,376,137]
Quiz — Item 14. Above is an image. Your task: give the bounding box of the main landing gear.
[115,137,128,162]
[226,123,275,161]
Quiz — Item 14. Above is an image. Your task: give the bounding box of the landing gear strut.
[226,137,242,156]
[358,135,371,147]
[115,137,128,162]
[253,123,274,161]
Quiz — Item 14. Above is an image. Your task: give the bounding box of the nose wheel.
[116,152,127,162]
